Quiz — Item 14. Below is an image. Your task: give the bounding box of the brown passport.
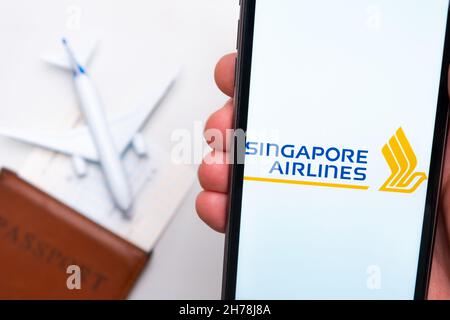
[0,169,149,299]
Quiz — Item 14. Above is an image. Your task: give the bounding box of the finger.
[204,99,234,151]
[442,183,450,223]
[196,191,228,233]
[198,150,230,193]
[215,53,237,97]
[428,214,450,299]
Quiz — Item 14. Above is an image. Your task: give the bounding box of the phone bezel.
[222,0,450,300]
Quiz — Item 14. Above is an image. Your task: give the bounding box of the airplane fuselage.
[73,70,133,214]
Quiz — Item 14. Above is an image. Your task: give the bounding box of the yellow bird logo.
[379,127,427,193]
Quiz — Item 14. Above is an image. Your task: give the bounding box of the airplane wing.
[109,71,178,154]
[0,126,99,161]
[0,70,178,161]
[41,37,99,70]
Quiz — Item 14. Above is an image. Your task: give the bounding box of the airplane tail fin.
[41,36,99,70]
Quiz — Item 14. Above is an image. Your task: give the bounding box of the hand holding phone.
[198,55,450,300]
[197,0,450,300]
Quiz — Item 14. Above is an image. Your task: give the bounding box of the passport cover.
[0,169,149,299]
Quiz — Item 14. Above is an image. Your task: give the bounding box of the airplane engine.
[132,133,148,157]
[72,155,88,177]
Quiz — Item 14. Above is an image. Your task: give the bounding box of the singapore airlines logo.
[243,127,427,194]
[379,127,427,193]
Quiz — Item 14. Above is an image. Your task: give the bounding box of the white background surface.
[130,0,238,298]
[0,0,239,299]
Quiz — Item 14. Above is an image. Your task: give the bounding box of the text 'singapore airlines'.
[244,127,427,193]
[235,0,448,299]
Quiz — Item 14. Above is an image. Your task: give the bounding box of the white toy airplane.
[0,38,177,217]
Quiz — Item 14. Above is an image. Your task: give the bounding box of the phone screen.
[234,0,449,299]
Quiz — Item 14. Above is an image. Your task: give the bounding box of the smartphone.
[223,0,450,300]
